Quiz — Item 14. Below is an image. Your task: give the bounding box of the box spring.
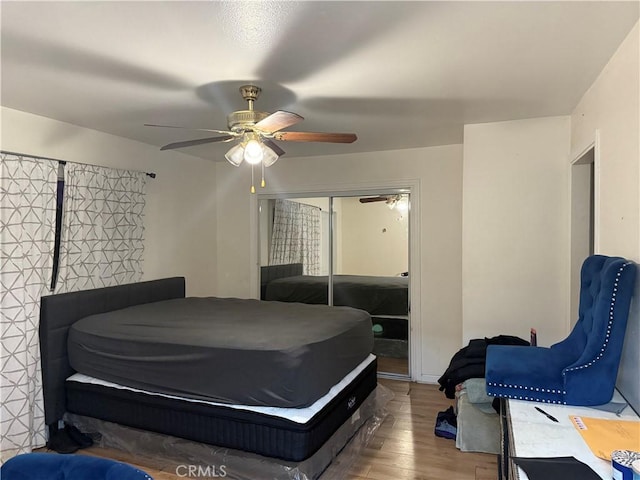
[66,357,377,461]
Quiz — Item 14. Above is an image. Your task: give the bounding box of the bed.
[261,264,409,360]
[39,277,378,463]
[261,265,408,316]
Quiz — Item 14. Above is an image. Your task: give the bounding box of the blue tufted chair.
[486,255,636,406]
[0,453,153,480]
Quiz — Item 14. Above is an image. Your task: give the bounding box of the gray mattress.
[67,297,373,408]
[264,275,409,316]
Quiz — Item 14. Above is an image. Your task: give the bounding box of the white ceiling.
[1,1,638,160]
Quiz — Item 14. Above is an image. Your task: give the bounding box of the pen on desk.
[535,406,559,422]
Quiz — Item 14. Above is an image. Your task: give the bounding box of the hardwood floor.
[347,379,497,480]
[39,379,498,479]
[376,356,409,375]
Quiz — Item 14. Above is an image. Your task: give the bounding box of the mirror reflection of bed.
[258,194,410,377]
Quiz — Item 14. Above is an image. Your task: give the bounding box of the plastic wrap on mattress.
[65,356,378,462]
[64,384,392,480]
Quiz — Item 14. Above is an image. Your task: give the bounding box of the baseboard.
[414,374,440,384]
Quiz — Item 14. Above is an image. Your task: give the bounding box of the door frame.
[569,130,600,329]
[250,179,421,381]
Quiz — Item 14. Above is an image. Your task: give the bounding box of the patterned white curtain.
[56,163,146,293]
[0,153,57,460]
[269,199,321,275]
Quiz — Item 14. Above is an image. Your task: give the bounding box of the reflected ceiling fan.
[359,195,396,204]
[146,85,357,190]
[359,194,408,210]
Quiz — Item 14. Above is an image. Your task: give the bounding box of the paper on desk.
[570,416,640,461]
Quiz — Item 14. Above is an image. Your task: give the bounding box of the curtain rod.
[0,149,156,178]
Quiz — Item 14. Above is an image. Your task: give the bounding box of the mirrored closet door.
[258,193,410,377]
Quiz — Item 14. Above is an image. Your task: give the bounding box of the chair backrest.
[558,255,636,371]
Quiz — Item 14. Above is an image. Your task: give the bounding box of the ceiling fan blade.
[262,139,286,157]
[254,111,304,133]
[145,123,233,135]
[359,196,388,203]
[160,135,235,151]
[274,131,357,143]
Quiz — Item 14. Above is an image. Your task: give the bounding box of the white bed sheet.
[67,354,376,424]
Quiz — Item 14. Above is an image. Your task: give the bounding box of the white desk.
[502,391,639,480]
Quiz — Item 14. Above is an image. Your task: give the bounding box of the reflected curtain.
[0,153,57,460]
[56,163,146,292]
[269,199,320,275]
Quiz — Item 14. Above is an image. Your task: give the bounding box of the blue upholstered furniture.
[0,453,153,480]
[486,255,636,406]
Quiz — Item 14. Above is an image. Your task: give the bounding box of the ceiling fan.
[145,85,357,170]
[359,194,409,210]
[359,195,396,204]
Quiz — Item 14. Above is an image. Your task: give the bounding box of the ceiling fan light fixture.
[244,138,264,165]
[225,143,245,166]
[383,194,409,211]
[262,144,279,167]
[396,196,409,213]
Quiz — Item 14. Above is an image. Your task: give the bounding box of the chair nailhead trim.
[486,390,566,404]
[487,381,566,395]
[563,262,631,375]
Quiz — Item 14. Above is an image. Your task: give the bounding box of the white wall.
[215,145,463,382]
[570,22,639,411]
[339,197,408,276]
[571,23,639,260]
[0,107,218,296]
[462,116,571,346]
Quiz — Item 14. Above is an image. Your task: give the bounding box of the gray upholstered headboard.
[260,263,303,299]
[39,277,186,428]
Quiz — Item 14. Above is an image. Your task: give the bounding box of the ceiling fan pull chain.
[261,162,266,188]
[250,164,256,194]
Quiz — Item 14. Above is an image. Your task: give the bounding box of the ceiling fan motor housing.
[227,110,270,132]
[227,85,271,132]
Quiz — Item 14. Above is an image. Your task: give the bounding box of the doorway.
[258,191,411,377]
[570,145,596,327]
